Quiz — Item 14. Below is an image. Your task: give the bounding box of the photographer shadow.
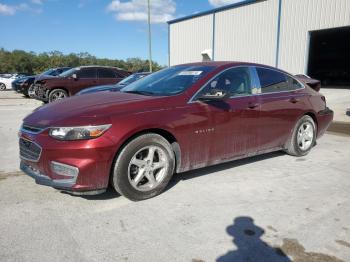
[217,216,290,262]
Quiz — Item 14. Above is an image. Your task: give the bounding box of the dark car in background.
[34,66,130,102]
[19,61,333,200]
[76,72,150,95]
[12,67,71,97]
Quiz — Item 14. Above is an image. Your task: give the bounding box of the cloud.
[0,2,42,15]
[208,0,244,7]
[0,3,16,15]
[107,0,176,23]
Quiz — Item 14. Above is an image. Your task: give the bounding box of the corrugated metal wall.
[169,14,213,66]
[279,0,350,74]
[214,0,278,66]
[169,0,350,72]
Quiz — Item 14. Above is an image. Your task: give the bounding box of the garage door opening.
[307,26,350,88]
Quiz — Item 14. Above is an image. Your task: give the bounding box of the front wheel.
[27,84,36,98]
[0,83,6,91]
[112,134,175,201]
[285,115,316,156]
[49,89,68,103]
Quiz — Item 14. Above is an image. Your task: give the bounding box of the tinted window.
[200,67,253,97]
[77,68,96,79]
[256,67,302,93]
[98,69,116,78]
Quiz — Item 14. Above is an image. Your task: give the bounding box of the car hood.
[23,91,173,127]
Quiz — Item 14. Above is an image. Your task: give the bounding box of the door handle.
[289,98,299,103]
[248,103,259,109]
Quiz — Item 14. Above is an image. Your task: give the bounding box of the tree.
[0,48,164,74]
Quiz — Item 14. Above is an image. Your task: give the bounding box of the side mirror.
[72,73,78,80]
[198,89,228,101]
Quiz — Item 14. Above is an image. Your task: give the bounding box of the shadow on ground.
[166,151,285,192]
[75,151,285,200]
[214,216,345,262]
[217,216,290,262]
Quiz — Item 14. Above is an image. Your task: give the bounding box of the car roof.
[75,65,125,71]
[176,61,281,69]
[175,61,290,74]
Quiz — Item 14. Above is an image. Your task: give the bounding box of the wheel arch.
[110,128,182,179]
[304,111,318,134]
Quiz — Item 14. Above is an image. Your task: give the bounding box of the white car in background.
[0,74,26,91]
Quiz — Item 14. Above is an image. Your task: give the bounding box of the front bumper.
[19,129,116,195]
[21,161,107,195]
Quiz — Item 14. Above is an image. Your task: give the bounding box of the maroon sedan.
[19,62,333,200]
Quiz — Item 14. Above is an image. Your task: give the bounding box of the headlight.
[49,124,112,140]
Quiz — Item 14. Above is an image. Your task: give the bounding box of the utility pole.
[147,0,153,72]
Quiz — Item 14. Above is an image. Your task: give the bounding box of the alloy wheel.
[50,91,66,101]
[128,145,169,192]
[297,122,314,151]
[0,83,6,91]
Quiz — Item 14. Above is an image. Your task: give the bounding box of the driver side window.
[199,67,253,98]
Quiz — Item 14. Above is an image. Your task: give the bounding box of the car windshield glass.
[41,69,55,76]
[121,66,215,96]
[118,74,145,86]
[59,68,76,77]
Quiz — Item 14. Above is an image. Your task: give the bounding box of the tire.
[48,89,68,103]
[285,115,316,156]
[26,84,35,97]
[0,83,6,91]
[112,133,175,201]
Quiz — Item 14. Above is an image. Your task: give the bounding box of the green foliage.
[0,48,163,74]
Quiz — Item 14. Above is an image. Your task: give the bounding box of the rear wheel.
[285,115,316,156]
[0,83,6,91]
[112,134,175,201]
[49,89,68,103]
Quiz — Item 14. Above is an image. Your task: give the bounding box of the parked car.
[12,67,71,97]
[76,72,150,95]
[19,62,333,200]
[0,73,28,90]
[33,66,130,102]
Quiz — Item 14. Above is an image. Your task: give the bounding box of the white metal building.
[168,0,350,86]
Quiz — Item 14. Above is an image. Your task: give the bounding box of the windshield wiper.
[123,90,155,96]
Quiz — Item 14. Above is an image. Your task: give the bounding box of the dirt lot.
[0,90,349,262]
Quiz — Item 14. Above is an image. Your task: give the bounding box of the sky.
[0,0,242,65]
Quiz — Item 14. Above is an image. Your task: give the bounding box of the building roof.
[167,0,262,24]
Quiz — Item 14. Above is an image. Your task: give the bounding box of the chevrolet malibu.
[19,62,333,201]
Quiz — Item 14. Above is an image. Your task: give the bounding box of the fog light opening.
[50,161,79,178]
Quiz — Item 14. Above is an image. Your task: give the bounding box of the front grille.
[19,138,42,162]
[21,124,44,134]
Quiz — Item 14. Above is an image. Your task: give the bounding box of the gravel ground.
[0,90,349,262]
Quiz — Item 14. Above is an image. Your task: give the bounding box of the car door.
[255,66,307,152]
[97,68,119,86]
[73,68,98,94]
[192,66,260,163]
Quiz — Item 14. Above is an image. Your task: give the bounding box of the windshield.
[41,69,55,76]
[59,68,76,77]
[121,65,215,96]
[118,73,147,86]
